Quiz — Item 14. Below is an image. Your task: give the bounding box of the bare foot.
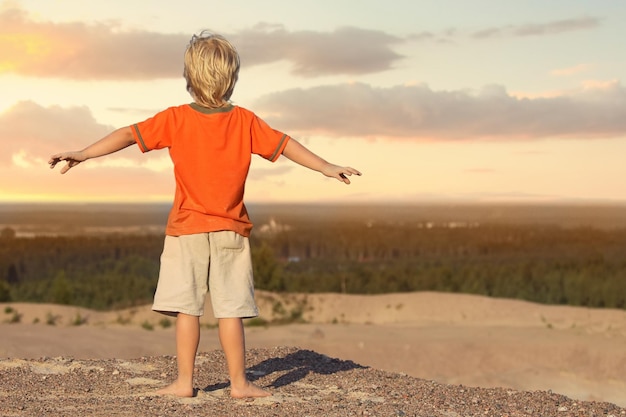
[230,381,271,399]
[156,380,194,398]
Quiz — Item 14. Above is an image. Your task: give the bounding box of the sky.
[1,0,625,205]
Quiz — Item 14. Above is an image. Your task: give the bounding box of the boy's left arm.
[281,138,361,184]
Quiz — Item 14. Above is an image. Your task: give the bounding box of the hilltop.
[2,291,626,409]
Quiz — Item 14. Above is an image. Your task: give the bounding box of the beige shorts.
[152,231,258,318]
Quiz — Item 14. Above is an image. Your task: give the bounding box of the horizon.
[3,201,626,233]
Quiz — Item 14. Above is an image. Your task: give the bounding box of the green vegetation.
[0,235,161,309]
[1,212,626,311]
[245,317,269,327]
[46,312,60,326]
[252,221,626,310]
[71,311,88,326]
[159,318,173,329]
[3,306,22,324]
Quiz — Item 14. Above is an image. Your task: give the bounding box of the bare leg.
[156,313,199,397]
[218,317,271,398]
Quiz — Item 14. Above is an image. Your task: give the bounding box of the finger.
[49,154,67,168]
[60,164,71,174]
[339,173,351,184]
[347,167,362,176]
[60,161,76,174]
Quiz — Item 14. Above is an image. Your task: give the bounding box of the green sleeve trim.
[133,124,149,152]
[269,134,289,161]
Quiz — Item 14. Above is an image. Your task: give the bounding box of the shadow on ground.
[202,348,367,392]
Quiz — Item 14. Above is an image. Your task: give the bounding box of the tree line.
[1,221,625,310]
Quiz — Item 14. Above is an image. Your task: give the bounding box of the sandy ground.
[2,291,626,410]
[3,347,625,417]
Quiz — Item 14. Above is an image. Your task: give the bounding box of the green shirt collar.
[189,102,234,114]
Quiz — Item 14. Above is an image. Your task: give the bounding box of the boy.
[48,32,361,398]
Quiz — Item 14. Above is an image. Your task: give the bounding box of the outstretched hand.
[322,164,362,184]
[48,151,86,174]
[280,139,361,184]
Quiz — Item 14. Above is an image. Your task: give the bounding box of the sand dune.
[2,291,626,408]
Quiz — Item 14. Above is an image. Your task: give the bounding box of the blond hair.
[183,31,240,108]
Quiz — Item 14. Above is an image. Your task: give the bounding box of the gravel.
[1,346,624,417]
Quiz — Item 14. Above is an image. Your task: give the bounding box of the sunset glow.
[1,0,625,204]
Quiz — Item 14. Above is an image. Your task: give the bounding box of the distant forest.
[1,203,626,311]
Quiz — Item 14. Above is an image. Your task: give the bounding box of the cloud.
[230,24,404,76]
[551,64,592,77]
[254,81,626,141]
[471,17,601,39]
[415,16,601,43]
[512,16,601,36]
[0,6,404,80]
[0,101,111,164]
[0,7,187,80]
[0,100,174,200]
[0,101,155,167]
[3,79,625,172]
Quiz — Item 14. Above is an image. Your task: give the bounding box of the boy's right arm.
[49,126,136,174]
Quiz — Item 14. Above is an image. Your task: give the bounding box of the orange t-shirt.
[131,103,290,237]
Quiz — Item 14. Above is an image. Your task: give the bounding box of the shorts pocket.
[214,231,245,251]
